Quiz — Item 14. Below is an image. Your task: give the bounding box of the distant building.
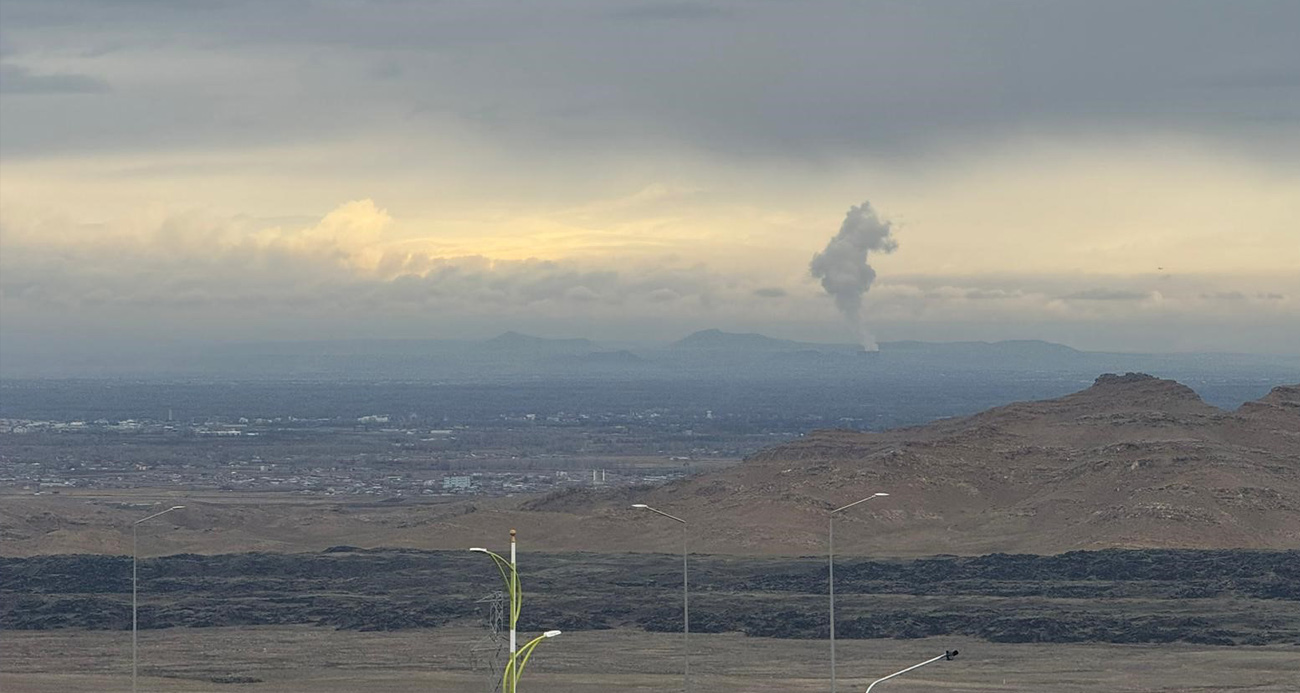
[442,476,474,492]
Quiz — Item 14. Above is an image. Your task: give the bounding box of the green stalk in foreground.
[501,630,562,692]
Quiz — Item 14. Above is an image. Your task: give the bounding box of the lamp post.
[470,530,521,691]
[132,505,184,693]
[501,630,561,692]
[864,650,959,692]
[632,503,689,693]
[829,492,888,693]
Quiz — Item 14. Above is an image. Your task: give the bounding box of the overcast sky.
[2,0,1298,353]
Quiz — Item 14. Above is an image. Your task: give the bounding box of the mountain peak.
[1093,372,1159,386]
[1086,372,1202,397]
[1258,384,1300,407]
[1061,372,1212,414]
[1236,383,1300,424]
[484,330,530,345]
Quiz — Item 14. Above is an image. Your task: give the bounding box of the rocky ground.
[4,548,1298,646]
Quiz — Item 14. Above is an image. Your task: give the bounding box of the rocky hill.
[519,373,1300,556]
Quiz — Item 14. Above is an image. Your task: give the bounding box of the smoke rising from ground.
[809,201,898,349]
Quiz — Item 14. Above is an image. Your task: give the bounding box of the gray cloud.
[607,2,737,22]
[1062,289,1152,301]
[0,204,756,317]
[1,2,1296,355]
[0,63,108,94]
[964,289,1022,300]
[647,288,682,302]
[1201,291,1288,301]
[1,1,1296,159]
[3,207,1297,352]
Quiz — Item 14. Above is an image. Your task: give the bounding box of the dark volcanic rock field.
[3,549,1298,646]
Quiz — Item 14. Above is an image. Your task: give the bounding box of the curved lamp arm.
[502,630,561,691]
[631,503,686,524]
[832,492,889,515]
[864,651,958,693]
[135,505,186,526]
[469,548,521,631]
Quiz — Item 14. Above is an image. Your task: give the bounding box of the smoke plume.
[809,201,898,350]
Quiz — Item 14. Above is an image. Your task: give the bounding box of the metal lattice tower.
[469,590,506,692]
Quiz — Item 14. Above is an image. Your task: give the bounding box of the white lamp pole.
[864,650,959,692]
[829,492,888,693]
[132,505,184,693]
[632,503,689,693]
[470,529,522,692]
[509,528,517,663]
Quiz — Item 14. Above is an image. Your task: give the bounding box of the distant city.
[0,407,745,498]
[5,333,1297,505]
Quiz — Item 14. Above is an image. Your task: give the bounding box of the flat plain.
[4,626,1300,693]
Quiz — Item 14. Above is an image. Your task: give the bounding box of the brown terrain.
[6,627,1299,693]
[4,374,1300,693]
[2,373,1297,558]
[581,373,1300,556]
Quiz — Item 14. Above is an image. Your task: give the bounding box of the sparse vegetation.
[4,549,1298,646]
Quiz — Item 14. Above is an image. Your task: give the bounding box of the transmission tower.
[469,590,507,692]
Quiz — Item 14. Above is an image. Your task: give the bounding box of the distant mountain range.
[879,339,1081,357]
[670,328,834,351]
[668,329,1083,357]
[552,350,649,366]
[3,328,1298,384]
[482,328,1086,358]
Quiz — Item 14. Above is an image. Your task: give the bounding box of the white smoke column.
[809,201,898,350]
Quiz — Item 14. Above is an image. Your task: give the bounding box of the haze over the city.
[2,0,1298,355]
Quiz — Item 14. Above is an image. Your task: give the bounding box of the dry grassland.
[3,626,1298,693]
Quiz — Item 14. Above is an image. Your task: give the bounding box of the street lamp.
[864,650,959,692]
[829,492,888,693]
[632,503,690,693]
[502,630,561,692]
[132,505,184,693]
[470,530,521,691]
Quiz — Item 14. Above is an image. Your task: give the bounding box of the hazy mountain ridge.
[670,329,840,352]
[480,331,598,354]
[4,328,1298,382]
[879,339,1081,356]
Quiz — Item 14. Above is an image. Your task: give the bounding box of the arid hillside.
[517,373,1300,556]
[2,374,1296,558]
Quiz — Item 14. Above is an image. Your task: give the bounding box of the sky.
[1,0,1298,354]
